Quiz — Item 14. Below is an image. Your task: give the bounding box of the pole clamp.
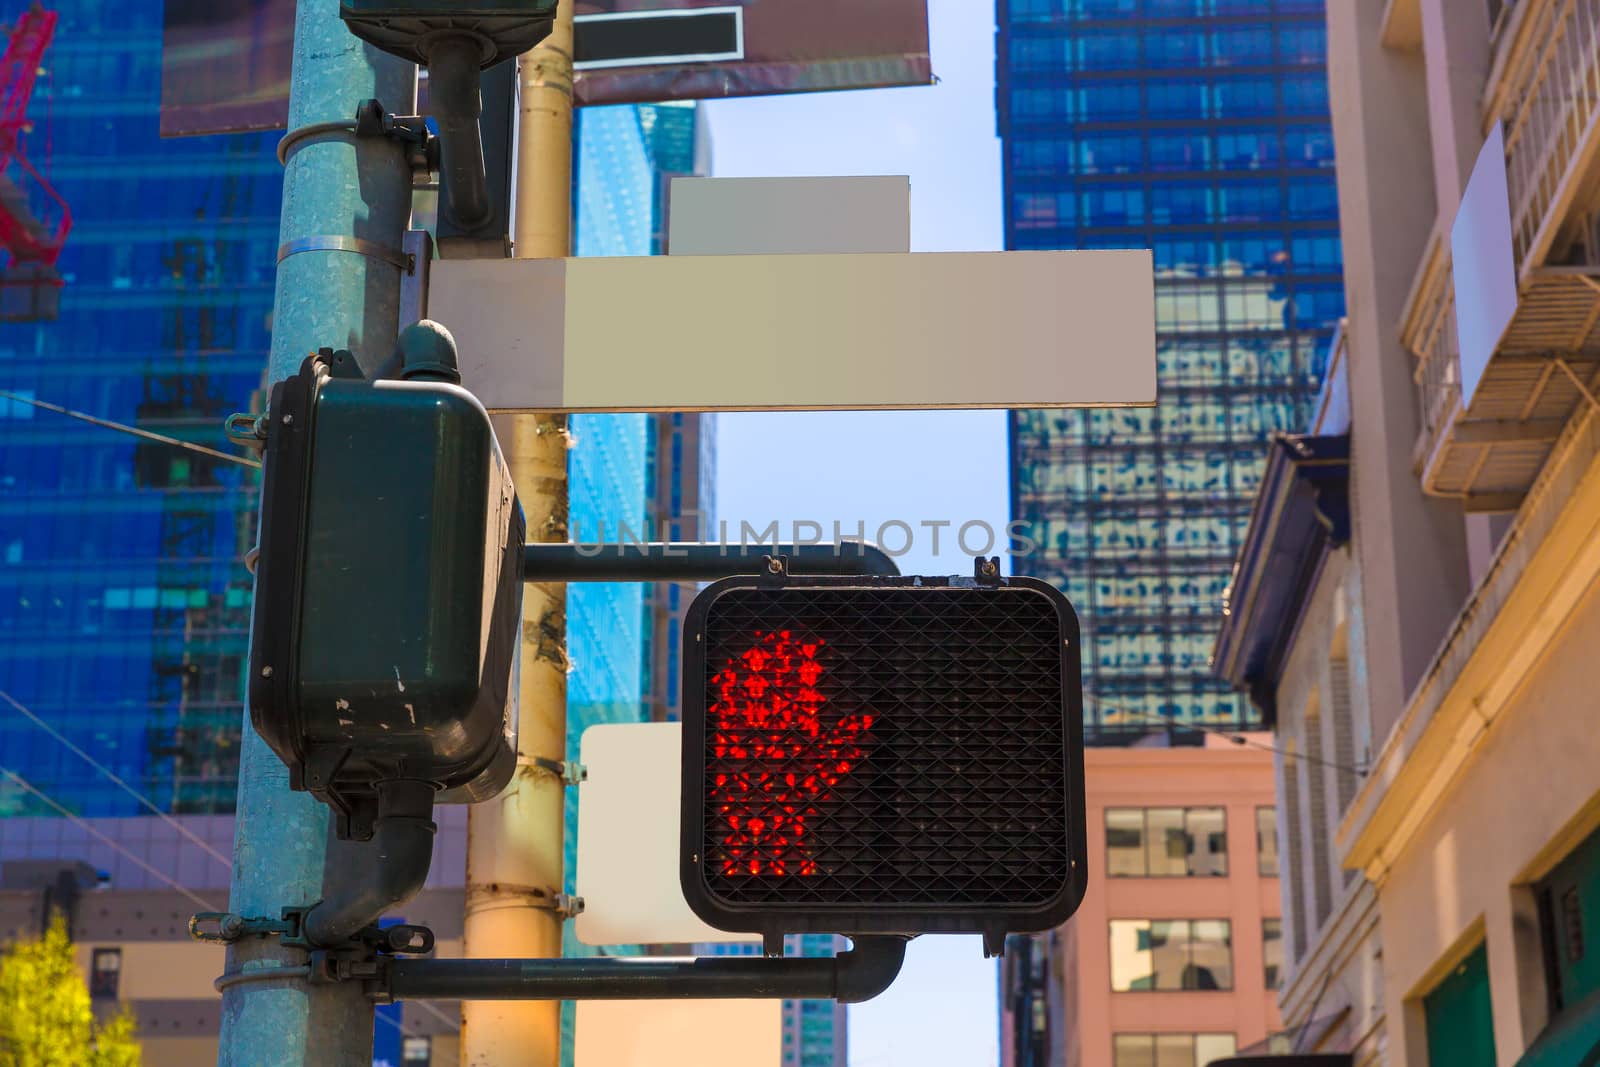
[189,912,295,944]
[525,755,588,786]
[277,235,415,274]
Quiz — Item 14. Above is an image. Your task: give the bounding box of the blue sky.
[705,2,1009,1063]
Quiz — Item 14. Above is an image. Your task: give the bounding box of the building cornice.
[1338,406,1600,882]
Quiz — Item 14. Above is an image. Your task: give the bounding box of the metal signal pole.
[217,0,416,1062]
[461,2,575,1064]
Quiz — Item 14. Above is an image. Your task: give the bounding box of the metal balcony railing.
[1399,0,1600,508]
[1492,0,1600,273]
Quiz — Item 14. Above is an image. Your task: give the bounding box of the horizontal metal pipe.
[384,936,906,1005]
[521,542,901,583]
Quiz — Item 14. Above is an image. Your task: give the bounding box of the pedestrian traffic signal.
[339,0,559,67]
[248,349,524,841]
[680,569,1088,955]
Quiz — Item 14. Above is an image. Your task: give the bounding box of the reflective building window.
[1110,919,1235,991]
[1106,806,1229,877]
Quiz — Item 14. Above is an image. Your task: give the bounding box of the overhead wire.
[0,692,460,1032]
[1081,694,1367,777]
[0,688,232,868]
[0,767,219,911]
[0,387,260,470]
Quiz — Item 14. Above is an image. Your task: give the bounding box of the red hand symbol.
[708,630,872,877]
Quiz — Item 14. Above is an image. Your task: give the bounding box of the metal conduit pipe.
[520,542,902,583]
[382,935,907,1004]
[302,779,437,948]
[426,34,491,229]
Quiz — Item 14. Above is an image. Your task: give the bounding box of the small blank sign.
[575,722,759,946]
[668,176,911,256]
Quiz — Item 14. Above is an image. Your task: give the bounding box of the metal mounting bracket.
[526,755,588,787]
[354,98,438,185]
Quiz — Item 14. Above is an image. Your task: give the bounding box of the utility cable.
[0,767,219,911]
[1081,694,1367,777]
[0,688,233,868]
[1,764,449,1034]
[0,387,260,470]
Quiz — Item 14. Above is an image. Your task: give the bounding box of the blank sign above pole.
[433,249,1156,413]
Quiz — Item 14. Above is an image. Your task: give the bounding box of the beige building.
[1216,1,1600,1064]
[0,813,468,1066]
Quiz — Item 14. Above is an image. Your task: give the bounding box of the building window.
[89,948,121,999]
[1110,920,1233,991]
[1263,918,1283,990]
[1112,1032,1237,1067]
[1256,806,1279,877]
[1106,807,1228,877]
[402,1037,431,1064]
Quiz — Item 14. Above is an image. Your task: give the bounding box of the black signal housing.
[248,354,524,841]
[680,571,1088,956]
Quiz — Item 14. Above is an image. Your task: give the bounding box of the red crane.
[0,3,68,320]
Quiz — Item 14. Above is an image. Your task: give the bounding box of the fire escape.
[0,3,68,321]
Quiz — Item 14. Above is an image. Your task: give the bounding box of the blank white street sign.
[574,722,759,946]
[432,249,1156,413]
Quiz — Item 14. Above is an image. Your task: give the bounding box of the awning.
[1514,987,1600,1067]
[1211,434,1351,725]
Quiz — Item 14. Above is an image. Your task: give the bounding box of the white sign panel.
[576,995,780,1067]
[668,176,911,256]
[575,722,759,946]
[1452,122,1519,412]
[432,249,1157,413]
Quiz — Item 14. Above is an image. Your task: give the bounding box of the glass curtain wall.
[999,0,1343,733]
[0,0,280,816]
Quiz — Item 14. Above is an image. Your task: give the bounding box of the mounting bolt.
[260,665,274,678]
[979,559,999,578]
[766,557,784,574]
[282,413,294,425]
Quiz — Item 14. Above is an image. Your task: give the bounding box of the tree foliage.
[0,914,142,1067]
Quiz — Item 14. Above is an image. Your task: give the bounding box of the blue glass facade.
[0,0,278,816]
[999,0,1343,732]
[563,100,708,904]
[564,104,657,908]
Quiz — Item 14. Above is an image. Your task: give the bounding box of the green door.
[1425,942,1497,1067]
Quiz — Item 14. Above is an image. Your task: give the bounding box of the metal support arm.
[379,936,907,1005]
[521,542,901,583]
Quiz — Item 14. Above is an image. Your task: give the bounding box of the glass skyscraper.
[0,6,709,1062]
[998,0,1343,732]
[563,99,712,910]
[0,0,278,817]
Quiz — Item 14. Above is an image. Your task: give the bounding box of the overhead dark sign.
[160,0,931,137]
[161,0,297,137]
[572,0,931,107]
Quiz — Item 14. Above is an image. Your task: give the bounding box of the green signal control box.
[249,354,525,840]
[339,0,559,67]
